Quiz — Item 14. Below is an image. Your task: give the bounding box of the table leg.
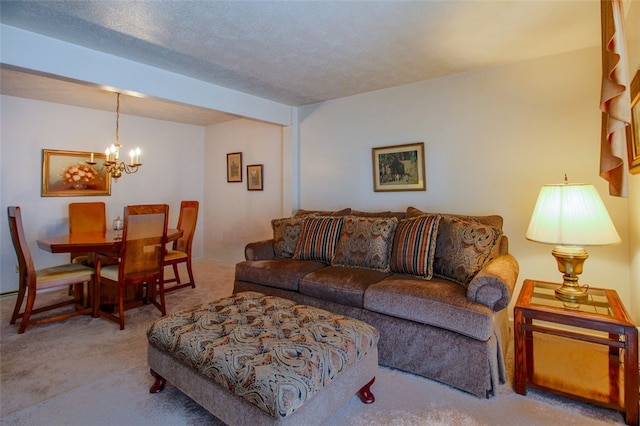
[514,308,527,395]
[623,328,638,426]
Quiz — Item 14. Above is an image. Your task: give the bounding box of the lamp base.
[555,284,588,302]
[551,246,589,303]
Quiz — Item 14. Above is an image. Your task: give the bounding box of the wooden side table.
[514,279,638,426]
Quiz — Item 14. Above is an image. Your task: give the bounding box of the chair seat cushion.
[99,264,120,281]
[36,263,94,289]
[164,249,187,261]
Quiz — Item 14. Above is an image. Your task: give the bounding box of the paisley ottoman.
[147,292,379,425]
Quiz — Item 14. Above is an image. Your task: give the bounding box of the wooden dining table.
[37,228,182,254]
[37,228,183,311]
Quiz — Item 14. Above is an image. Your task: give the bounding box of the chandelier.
[88,92,142,181]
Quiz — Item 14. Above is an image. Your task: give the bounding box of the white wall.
[299,47,633,318]
[0,96,205,294]
[203,118,286,266]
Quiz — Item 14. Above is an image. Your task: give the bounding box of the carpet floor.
[0,261,628,425]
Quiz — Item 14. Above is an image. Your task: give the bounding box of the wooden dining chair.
[68,202,106,265]
[94,204,169,330]
[163,200,199,292]
[7,206,95,334]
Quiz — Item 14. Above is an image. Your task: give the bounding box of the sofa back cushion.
[332,216,398,272]
[350,210,406,220]
[272,217,304,258]
[389,215,441,279]
[294,208,351,217]
[433,215,503,286]
[406,206,503,229]
[293,217,344,262]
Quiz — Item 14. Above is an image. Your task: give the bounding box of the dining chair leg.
[118,286,125,330]
[10,280,26,325]
[185,259,196,289]
[72,283,84,310]
[18,289,37,334]
[90,278,98,318]
[158,281,166,316]
[171,264,181,284]
[147,279,166,316]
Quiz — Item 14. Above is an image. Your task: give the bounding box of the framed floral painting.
[247,164,263,191]
[227,152,242,182]
[42,149,111,197]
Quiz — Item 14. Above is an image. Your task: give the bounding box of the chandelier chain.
[115,93,120,145]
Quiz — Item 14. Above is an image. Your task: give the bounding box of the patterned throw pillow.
[272,217,304,258]
[433,216,503,286]
[389,215,441,279]
[293,217,344,262]
[332,216,398,272]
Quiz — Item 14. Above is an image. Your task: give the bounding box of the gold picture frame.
[227,152,242,182]
[627,70,640,174]
[372,142,426,192]
[42,149,111,197]
[247,164,263,191]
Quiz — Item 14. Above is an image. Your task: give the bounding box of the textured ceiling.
[0,0,603,125]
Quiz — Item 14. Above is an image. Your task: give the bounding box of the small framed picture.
[227,152,242,182]
[42,149,111,197]
[372,142,426,192]
[627,70,640,174]
[247,164,263,191]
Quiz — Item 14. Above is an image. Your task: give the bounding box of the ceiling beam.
[0,24,293,127]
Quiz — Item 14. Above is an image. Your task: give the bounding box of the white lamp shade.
[526,183,621,246]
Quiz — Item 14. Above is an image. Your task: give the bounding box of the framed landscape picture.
[627,70,640,174]
[372,142,426,192]
[42,149,111,197]
[247,164,263,191]
[227,152,242,182]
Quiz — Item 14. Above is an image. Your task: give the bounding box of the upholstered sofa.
[234,207,519,398]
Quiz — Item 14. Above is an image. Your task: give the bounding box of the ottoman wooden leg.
[149,368,166,393]
[357,377,375,404]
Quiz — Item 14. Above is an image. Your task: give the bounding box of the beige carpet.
[0,261,627,425]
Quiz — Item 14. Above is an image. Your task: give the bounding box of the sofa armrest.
[466,254,519,311]
[245,239,276,261]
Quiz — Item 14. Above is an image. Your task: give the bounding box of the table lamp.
[525,176,621,302]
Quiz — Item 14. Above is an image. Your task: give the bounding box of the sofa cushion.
[433,216,503,286]
[363,275,495,341]
[235,259,328,291]
[294,208,351,217]
[293,217,344,262]
[271,217,303,258]
[332,216,398,272]
[405,206,503,229]
[299,266,390,308]
[389,215,440,279]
